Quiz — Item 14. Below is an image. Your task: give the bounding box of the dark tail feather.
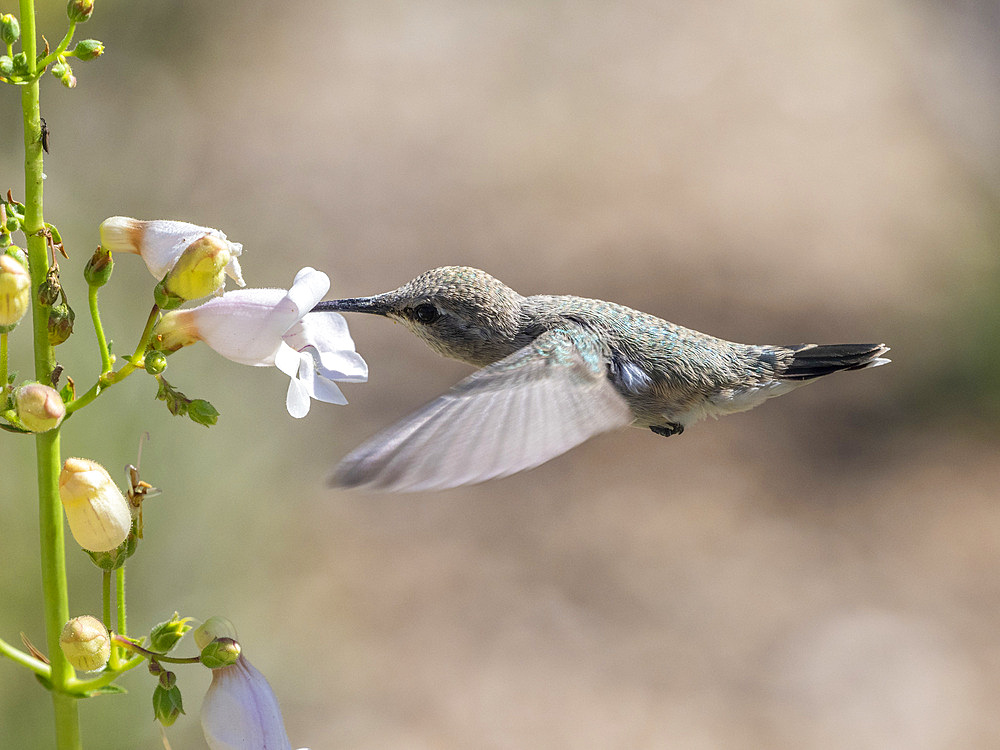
[780,343,890,381]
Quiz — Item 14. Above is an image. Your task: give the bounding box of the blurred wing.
[333,327,633,492]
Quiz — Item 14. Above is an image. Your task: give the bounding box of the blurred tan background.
[2,0,999,747]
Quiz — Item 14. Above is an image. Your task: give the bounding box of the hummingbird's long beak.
[312,296,392,316]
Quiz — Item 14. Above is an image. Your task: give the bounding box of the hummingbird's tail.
[779,343,891,381]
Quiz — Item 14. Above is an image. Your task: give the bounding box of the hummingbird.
[313,266,889,492]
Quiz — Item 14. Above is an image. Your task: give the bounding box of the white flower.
[99,216,245,291]
[196,617,309,750]
[154,267,367,417]
[201,654,293,750]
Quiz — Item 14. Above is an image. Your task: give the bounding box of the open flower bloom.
[197,618,309,750]
[154,267,367,417]
[201,653,296,750]
[99,217,245,293]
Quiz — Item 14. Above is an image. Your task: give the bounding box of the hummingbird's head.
[317,266,526,366]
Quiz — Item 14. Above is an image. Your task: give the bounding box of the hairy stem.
[19,0,81,746]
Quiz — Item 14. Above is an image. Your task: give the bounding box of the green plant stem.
[34,20,76,73]
[112,635,202,665]
[1,331,8,391]
[88,284,112,373]
[0,635,52,678]
[65,304,159,415]
[19,0,80,746]
[116,565,126,639]
[101,571,111,629]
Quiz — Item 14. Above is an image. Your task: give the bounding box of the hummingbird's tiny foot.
[650,422,684,438]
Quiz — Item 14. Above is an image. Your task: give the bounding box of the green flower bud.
[159,670,177,689]
[144,350,167,375]
[149,613,193,654]
[0,254,30,329]
[73,39,104,61]
[59,457,132,552]
[0,55,13,78]
[13,383,66,432]
[47,302,75,345]
[59,615,111,672]
[11,52,28,77]
[187,399,219,427]
[1,14,20,45]
[4,214,20,234]
[67,0,94,23]
[199,637,241,669]
[152,683,184,727]
[83,246,113,287]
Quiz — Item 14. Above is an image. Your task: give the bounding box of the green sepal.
[149,613,193,654]
[153,279,184,310]
[199,637,240,669]
[152,684,184,727]
[188,399,219,427]
[86,518,138,571]
[84,246,113,287]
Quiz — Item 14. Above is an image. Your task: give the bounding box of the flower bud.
[59,458,132,552]
[14,383,66,432]
[1,14,20,45]
[73,39,104,61]
[153,683,185,727]
[11,52,28,77]
[0,55,14,78]
[59,615,111,672]
[144,350,167,375]
[47,302,75,345]
[0,253,30,329]
[99,217,244,291]
[200,637,241,669]
[83,246,113,287]
[149,613,193,654]
[67,0,94,23]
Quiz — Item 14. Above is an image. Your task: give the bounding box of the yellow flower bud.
[13,383,66,432]
[59,458,132,552]
[0,254,31,328]
[59,615,111,672]
[162,235,232,301]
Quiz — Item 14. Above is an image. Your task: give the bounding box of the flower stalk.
[18,0,80,745]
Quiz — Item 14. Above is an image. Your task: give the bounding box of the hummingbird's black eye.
[413,303,440,324]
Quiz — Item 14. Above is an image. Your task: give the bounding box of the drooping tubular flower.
[99,217,245,298]
[195,617,310,750]
[154,267,367,417]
